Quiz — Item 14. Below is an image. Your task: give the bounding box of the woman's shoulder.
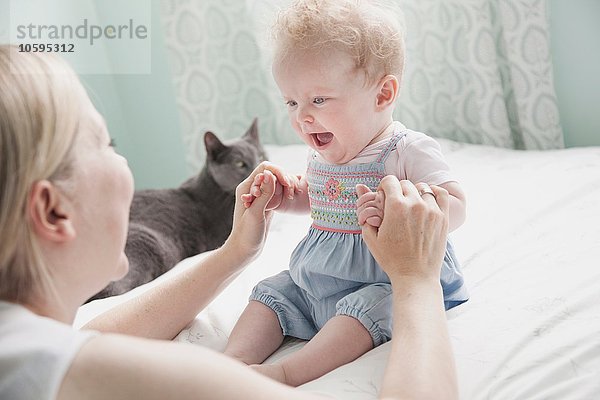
[0,301,97,400]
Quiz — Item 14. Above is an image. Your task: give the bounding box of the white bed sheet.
[76,140,600,399]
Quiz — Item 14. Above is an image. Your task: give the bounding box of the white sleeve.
[393,132,456,185]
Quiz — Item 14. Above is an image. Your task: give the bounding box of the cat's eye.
[236,161,247,168]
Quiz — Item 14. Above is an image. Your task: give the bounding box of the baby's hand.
[356,184,384,228]
[240,171,279,210]
[241,162,301,210]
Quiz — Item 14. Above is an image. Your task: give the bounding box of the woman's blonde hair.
[0,45,87,302]
[272,0,405,85]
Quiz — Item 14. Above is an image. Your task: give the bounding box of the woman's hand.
[226,163,279,263]
[360,176,449,283]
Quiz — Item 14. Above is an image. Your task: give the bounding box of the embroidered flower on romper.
[324,177,345,201]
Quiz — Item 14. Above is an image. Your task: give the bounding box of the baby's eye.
[313,97,325,105]
[109,138,117,148]
[286,100,297,108]
[236,160,247,168]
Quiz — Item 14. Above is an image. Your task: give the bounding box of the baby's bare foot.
[250,363,287,385]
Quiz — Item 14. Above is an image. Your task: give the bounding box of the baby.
[224,0,469,386]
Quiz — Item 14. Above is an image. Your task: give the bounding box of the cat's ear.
[243,117,260,144]
[204,131,227,159]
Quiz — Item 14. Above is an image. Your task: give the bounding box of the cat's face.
[204,118,267,192]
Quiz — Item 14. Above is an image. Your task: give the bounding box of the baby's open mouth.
[311,132,334,147]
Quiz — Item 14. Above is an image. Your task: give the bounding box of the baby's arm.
[397,133,467,232]
[241,162,310,214]
[436,181,466,232]
[357,181,466,232]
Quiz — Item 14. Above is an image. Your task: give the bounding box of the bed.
[75,139,600,399]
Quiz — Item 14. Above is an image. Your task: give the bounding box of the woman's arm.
[82,246,253,339]
[83,165,279,339]
[381,277,457,400]
[72,175,456,400]
[58,334,328,400]
[360,177,459,400]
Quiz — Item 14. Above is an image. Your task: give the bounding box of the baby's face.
[273,49,390,164]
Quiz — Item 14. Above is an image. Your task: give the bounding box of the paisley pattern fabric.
[160,0,563,171]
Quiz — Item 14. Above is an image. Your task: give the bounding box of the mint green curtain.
[161,0,564,170]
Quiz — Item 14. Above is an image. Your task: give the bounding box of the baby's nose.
[296,106,314,125]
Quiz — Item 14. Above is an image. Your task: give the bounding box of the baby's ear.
[375,75,399,108]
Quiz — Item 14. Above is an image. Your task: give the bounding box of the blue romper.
[250,129,469,346]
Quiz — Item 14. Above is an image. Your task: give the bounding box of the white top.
[312,121,456,186]
[0,301,97,400]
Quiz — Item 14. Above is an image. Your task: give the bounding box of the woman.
[0,45,458,400]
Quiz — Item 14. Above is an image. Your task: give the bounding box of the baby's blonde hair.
[0,45,86,302]
[272,0,405,85]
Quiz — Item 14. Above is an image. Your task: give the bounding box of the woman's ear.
[375,75,399,109]
[28,180,76,242]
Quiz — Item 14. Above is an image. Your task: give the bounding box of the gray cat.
[87,119,266,302]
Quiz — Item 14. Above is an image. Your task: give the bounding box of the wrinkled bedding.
[76,140,600,399]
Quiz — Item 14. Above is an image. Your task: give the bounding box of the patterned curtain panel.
[395,0,563,149]
[161,0,563,169]
[160,0,289,171]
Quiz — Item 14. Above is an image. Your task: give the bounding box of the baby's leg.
[224,300,284,365]
[267,282,393,386]
[273,315,373,386]
[225,270,314,365]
